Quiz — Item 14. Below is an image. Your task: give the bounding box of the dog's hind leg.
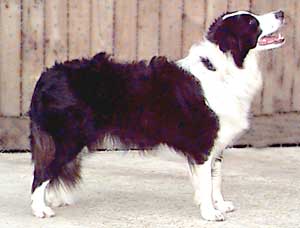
[30,122,85,217]
[45,155,82,208]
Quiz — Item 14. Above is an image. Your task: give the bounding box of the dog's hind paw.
[46,186,75,208]
[215,201,235,213]
[200,205,225,221]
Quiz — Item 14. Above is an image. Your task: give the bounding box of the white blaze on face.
[255,12,283,37]
[222,10,253,20]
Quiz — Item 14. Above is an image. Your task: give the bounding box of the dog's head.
[206,10,285,67]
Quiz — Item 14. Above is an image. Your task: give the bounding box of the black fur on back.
[30,52,219,191]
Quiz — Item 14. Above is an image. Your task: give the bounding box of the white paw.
[46,191,74,208]
[31,180,55,218]
[31,203,55,218]
[200,205,225,221]
[46,196,72,208]
[46,184,75,207]
[215,201,235,213]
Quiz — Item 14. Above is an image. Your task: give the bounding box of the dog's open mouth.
[258,32,285,46]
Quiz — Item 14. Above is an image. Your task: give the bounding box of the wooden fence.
[0,0,300,150]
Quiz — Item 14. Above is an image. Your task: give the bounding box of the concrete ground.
[0,147,299,228]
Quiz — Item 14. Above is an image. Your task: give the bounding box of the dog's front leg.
[212,153,235,213]
[188,156,225,221]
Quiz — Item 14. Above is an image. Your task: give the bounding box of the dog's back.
[30,53,218,158]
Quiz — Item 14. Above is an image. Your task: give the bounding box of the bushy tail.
[30,121,55,192]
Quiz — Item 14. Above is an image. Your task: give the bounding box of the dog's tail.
[30,121,55,163]
[30,120,56,192]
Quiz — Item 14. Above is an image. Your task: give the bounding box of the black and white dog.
[30,10,285,221]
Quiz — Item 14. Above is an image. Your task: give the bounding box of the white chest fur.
[178,41,262,149]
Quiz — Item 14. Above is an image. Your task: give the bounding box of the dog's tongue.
[259,33,284,45]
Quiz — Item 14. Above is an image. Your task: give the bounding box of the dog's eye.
[249,19,257,26]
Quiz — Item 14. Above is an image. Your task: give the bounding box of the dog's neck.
[177,39,263,117]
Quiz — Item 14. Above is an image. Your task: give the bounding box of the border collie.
[30,10,285,221]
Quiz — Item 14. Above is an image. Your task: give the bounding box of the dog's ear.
[231,36,250,68]
[219,31,250,68]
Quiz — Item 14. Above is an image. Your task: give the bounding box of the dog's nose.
[275,10,284,20]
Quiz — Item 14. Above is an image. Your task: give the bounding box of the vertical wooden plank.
[45,0,68,67]
[114,0,137,61]
[90,0,114,56]
[0,2,1,115]
[270,0,293,113]
[182,0,206,56]
[160,0,183,60]
[68,0,90,59]
[22,0,44,115]
[137,0,159,60]
[0,0,21,116]
[250,82,263,115]
[205,0,227,29]
[251,1,274,115]
[227,0,250,11]
[22,0,44,114]
[292,1,300,111]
